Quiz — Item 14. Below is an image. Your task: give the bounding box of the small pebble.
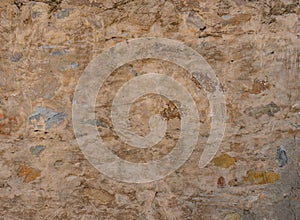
[30,145,46,156]
[276,145,288,167]
[52,50,64,56]
[70,62,78,69]
[217,176,226,188]
[11,52,23,62]
[56,9,71,19]
[54,160,64,168]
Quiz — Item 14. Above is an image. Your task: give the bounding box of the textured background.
[0,0,300,219]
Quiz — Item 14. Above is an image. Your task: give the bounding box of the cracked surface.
[0,0,299,219]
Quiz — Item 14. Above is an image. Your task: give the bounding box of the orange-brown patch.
[18,165,41,183]
[243,170,280,185]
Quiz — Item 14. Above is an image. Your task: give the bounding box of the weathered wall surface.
[0,0,300,219]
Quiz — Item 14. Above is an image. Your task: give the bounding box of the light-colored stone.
[224,213,241,220]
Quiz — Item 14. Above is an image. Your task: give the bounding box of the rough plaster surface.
[0,0,299,219]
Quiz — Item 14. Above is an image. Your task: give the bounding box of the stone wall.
[0,0,299,219]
